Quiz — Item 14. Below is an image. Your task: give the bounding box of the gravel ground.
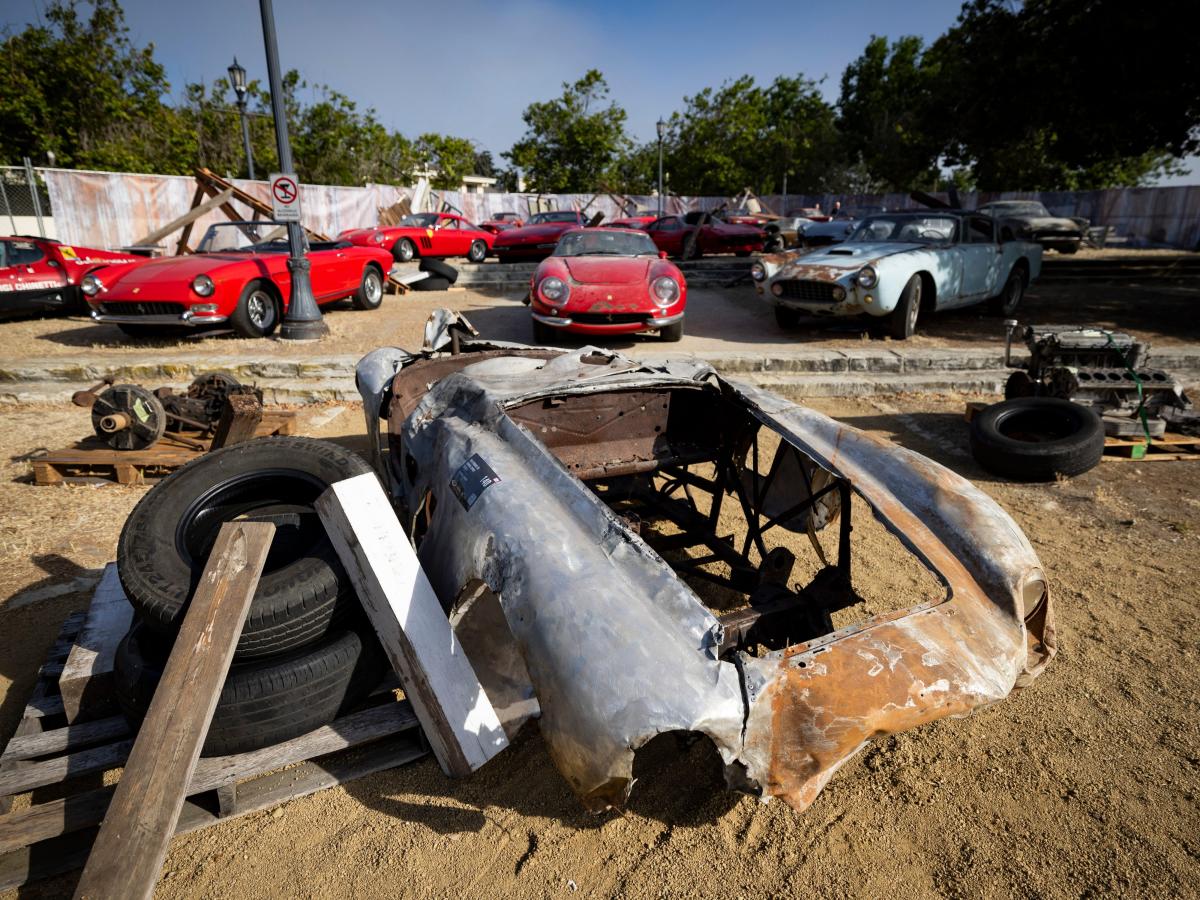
[1,392,1198,898]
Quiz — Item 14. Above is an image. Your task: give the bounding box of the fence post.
[22,157,45,237]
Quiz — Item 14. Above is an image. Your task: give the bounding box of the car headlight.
[191,274,215,297]
[750,262,766,281]
[539,276,569,304]
[373,232,385,244]
[856,265,878,289]
[651,276,680,307]
[81,274,103,296]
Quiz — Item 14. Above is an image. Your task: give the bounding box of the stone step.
[0,378,361,407]
[736,369,1010,398]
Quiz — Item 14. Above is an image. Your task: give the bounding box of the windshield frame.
[551,229,659,258]
[196,221,299,254]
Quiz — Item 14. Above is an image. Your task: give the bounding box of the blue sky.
[3,0,1194,183]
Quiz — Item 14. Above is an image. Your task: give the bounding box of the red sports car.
[643,214,766,260]
[479,212,524,234]
[492,211,589,263]
[601,213,661,229]
[339,213,494,263]
[529,228,686,343]
[1,236,144,317]
[83,221,394,338]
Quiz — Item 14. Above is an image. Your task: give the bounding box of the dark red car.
[339,212,494,263]
[492,211,589,263]
[479,212,524,234]
[643,214,766,260]
[529,228,686,343]
[1,236,144,318]
[84,221,394,338]
[601,214,661,229]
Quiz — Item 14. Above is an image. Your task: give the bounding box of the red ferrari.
[492,211,589,263]
[601,214,661,229]
[83,221,394,338]
[643,213,765,260]
[479,212,524,234]
[529,228,686,343]
[339,213,494,263]
[1,236,143,317]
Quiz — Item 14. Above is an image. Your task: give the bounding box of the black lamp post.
[259,0,327,340]
[656,117,666,218]
[227,58,256,181]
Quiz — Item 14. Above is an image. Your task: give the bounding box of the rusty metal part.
[90,384,167,450]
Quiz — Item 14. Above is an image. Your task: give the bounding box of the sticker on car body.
[450,453,501,510]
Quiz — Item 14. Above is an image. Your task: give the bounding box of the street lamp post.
[227,58,256,181]
[259,0,327,340]
[655,117,666,218]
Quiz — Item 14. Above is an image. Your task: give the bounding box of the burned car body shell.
[357,341,1055,813]
[978,201,1088,254]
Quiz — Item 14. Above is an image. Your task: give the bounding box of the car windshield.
[399,213,439,227]
[848,215,959,243]
[529,212,580,225]
[982,201,1051,217]
[197,222,294,254]
[553,230,658,257]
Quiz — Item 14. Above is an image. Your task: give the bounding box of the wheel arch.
[916,270,937,313]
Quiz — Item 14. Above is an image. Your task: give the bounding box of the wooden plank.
[0,702,417,854]
[174,184,206,254]
[31,461,63,485]
[211,394,263,449]
[316,473,508,777]
[59,565,134,723]
[73,521,274,900]
[130,188,234,248]
[0,717,129,765]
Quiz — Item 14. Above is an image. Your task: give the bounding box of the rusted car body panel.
[356,339,1055,813]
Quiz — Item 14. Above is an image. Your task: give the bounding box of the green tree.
[504,70,630,192]
[415,133,477,189]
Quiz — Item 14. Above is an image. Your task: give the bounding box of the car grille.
[98,301,186,316]
[776,280,839,302]
[571,312,648,325]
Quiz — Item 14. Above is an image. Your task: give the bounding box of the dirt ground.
[0,250,1197,369]
[1,390,1198,899]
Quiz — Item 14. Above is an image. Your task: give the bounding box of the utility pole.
[656,118,666,218]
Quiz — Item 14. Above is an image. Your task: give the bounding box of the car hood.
[786,242,926,270]
[109,253,253,284]
[496,223,576,246]
[563,257,650,284]
[1017,216,1080,231]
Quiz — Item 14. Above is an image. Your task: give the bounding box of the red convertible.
[339,212,494,263]
[83,222,394,338]
[1,236,143,318]
[643,213,766,259]
[529,228,686,343]
[492,211,589,263]
[479,212,524,234]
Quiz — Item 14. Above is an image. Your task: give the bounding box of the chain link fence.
[0,163,52,236]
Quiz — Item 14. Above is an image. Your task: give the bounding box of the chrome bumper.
[532,312,684,329]
[90,310,229,326]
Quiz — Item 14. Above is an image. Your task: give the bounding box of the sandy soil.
[1,391,1198,898]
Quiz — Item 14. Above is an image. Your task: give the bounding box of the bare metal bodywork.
[356,338,1055,813]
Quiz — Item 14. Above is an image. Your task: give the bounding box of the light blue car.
[752,211,1043,339]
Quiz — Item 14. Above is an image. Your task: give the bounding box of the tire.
[659,320,683,342]
[774,306,801,329]
[117,436,372,660]
[532,319,558,344]
[410,276,452,292]
[114,621,386,756]
[888,274,922,340]
[988,267,1026,315]
[392,238,416,262]
[116,324,188,339]
[467,240,488,263]
[230,281,279,338]
[352,265,384,310]
[969,398,1105,481]
[418,258,458,284]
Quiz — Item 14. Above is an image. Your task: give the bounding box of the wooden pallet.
[31,411,297,485]
[0,576,427,891]
[1103,432,1200,461]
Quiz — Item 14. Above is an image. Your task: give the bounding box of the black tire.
[352,265,384,310]
[117,436,372,659]
[888,274,922,339]
[659,320,683,342]
[532,319,558,344]
[969,398,1105,481]
[116,324,189,339]
[114,621,386,756]
[230,280,279,338]
[988,266,1026,315]
[774,305,801,329]
[418,258,458,284]
[467,240,488,263]
[392,238,416,262]
[410,276,452,292]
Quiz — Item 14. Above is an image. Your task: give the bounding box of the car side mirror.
[659,251,668,259]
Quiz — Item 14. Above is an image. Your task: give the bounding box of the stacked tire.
[115,436,387,756]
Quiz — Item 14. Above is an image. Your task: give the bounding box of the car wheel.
[117,435,372,659]
[988,267,1026,315]
[659,321,683,342]
[231,281,278,338]
[114,621,385,756]
[774,306,801,329]
[352,265,384,310]
[969,397,1105,481]
[532,319,557,344]
[764,235,785,253]
[392,238,416,262]
[467,240,488,263]
[888,274,922,340]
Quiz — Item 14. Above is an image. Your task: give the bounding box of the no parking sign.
[270,173,301,222]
